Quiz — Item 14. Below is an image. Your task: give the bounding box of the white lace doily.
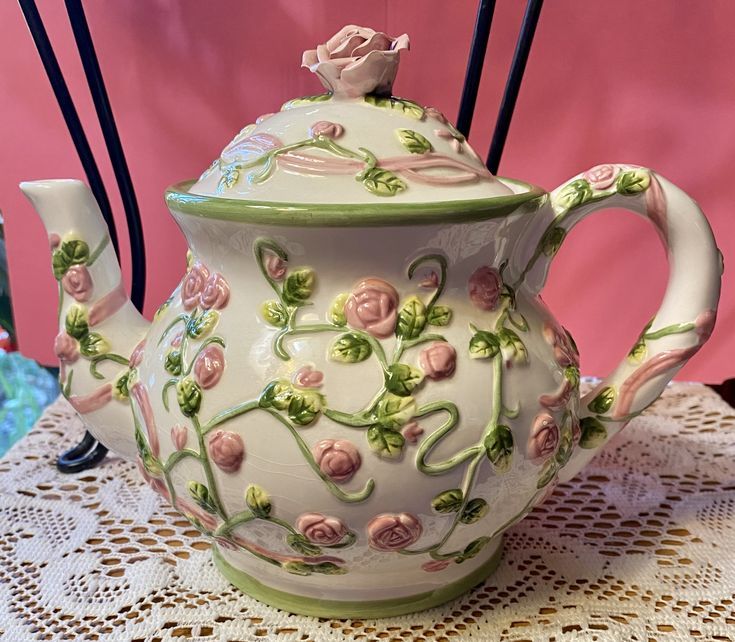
[1,383,734,641]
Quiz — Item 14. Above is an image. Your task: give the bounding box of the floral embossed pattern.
[2,383,734,639]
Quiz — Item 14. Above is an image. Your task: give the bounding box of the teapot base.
[212,537,503,618]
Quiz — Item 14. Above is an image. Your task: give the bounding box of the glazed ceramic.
[21,26,722,617]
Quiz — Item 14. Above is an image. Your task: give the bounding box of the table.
[1,383,734,641]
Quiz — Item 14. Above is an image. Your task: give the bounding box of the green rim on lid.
[165,179,545,227]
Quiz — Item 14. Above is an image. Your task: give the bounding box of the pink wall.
[1,1,732,381]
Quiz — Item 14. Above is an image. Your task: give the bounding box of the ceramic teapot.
[21,26,722,618]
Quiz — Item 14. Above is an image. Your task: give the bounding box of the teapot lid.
[188,25,517,205]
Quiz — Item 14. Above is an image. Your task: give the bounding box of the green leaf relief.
[537,460,557,489]
[259,379,293,410]
[328,293,349,326]
[579,416,608,449]
[261,300,288,327]
[113,371,131,401]
[587,386,616,414]
[218,166,240,192]
[287,390,323,426]
[164,349,183,376]
[367,424,405,459]
[245,484,272,517]
[330,332,372,363]
[376,393,416,430]
[554,419,575,467]
[65,306,89,340]
[460,498,489,524]
[282,268,315,305]
[53,238,91,278]
[281,94,332,110]
[427,305,452,327]
[483,424,514,473]
[396,296,427,339]
[361,167,407,196]
[616,169,651,195]
[554,178,593,211]
[187,310,219,339]
[176,378,202,417]
[79,332,110,358]
[469,330,500,359]
[310,561,347,575]
[459,536,491,562]
[431,488,463,513]
[564,366,581,390]
[154,294,173,322]
[52,251,69,280]
[385,363,424,396]
[498,328,528,365]
[287,533,322,556]
[396,128,432,154]
[363,94,425,119]
[283,561,312,576]
[541,226,566,257]
[628,339,647,363]
[187,481,216,514]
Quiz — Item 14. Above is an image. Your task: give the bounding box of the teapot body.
[131,187,582,615]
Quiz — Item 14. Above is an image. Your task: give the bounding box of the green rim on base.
[165,179,545,227]
[213,539,504,618]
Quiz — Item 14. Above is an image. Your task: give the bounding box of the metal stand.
[19,0,545,472]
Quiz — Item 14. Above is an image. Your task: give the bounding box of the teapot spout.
[21,179,149,460]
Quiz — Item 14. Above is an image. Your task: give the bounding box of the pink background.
[1,1,732,381]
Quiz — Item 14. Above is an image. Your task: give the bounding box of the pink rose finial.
[312,439,361,483]
[543,323,579,368]
[527,413,560,463]
[425,107,448,124]
[181,262,210,311]
[200,272,230,310]
[48,233,61,249]
[402,421,424,444]
[293,365,324,388]
[584,164,620,190]
[309,121,344,139]
[295,512,348,545]
[301,25,410,98]
[193,344,226,389]
[468,266,502,311]
[129,339,146,368]
[171,424,188,451]
[422,559,450,572]
[419,342,457,381]
[54,332,79,364]
[208,430,244,473]
[367,512,422,551]
[265,253,287,281]
[344,277,399,338]
[61,265,93,302]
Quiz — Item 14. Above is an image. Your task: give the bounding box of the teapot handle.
[518,165,722,480]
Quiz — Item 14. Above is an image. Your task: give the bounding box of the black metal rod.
[18,0,120,258]
[456,0,497,138]
[56,430,108,473]
[486,0,544,175]
[65,0,146,313]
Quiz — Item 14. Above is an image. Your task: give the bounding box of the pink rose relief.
[309,121,344,139]
[194,344,226,389]
[312,439,361,483]
[181,262,210,311]
[583,164,620,190]
[293,365,324,388]
[171,424,188,451]
[208,430,245,473]
[54,331,79,364]
[265,253,287,281]
[129,339,146,368]
[419,342,457,381]
[344,278,399,338]
[296,512,348,545]
[543,322,579,369]
[367,512,422,551]
[61,265,93,302]
[527,412,560,463]
[302,25,410,98]
[468,266,502,311]
[200,272,230,310]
